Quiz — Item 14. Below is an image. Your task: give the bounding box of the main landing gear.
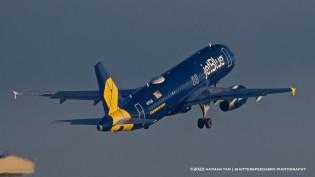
[197,104,213,129]
[197,118,212,129]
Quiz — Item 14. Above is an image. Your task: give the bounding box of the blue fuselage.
[120,44,235,130]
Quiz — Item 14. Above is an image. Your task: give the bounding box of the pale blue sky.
[0,0,314,177]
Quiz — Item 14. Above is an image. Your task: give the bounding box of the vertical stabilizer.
[94,62,121,114]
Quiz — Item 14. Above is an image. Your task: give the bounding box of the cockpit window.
[151,76,165,85]
[221,48,233,67]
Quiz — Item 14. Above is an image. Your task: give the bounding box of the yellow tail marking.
[110,109,133,132]
[111,124,134,132]
[103,77,134,131]
[290,87,297,96]
[104,77,119,114]
[110,108,131,125]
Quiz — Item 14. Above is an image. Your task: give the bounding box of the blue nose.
[221,45,235,67]
[97,117,113,131]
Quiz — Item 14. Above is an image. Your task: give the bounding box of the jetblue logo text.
[201,56,225,79]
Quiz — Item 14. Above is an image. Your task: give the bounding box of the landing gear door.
[134,103,145,120]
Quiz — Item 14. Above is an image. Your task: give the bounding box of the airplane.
[13,43,296,132]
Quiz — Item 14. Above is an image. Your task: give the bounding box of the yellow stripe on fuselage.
[109,108,131,125]
[110,124,134,132]
[109,107,134,132]
[149,103,166,115]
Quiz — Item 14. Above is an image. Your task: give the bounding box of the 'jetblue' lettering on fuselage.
[201,55,225,80]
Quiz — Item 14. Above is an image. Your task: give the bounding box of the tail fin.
[94,62,122,114]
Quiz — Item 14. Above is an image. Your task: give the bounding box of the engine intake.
[219,84,248,112]
[219,98,247,112]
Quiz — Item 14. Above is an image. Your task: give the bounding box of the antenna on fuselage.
[208,42,212,47]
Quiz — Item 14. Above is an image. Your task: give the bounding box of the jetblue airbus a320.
[13,43,296,132]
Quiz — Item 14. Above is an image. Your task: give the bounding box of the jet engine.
[219,98,247,112]
[219,85,248,112]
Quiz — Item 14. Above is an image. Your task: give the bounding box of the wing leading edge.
[185,86,296,106]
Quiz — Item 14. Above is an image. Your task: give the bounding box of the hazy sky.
[1,0,314,177]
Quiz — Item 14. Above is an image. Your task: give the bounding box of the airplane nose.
[221,46,235,67]
[96,117,113,131]
[227,48,236,64]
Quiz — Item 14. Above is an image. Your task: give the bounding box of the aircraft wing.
[185,86,296,106]
[12,89,137,104]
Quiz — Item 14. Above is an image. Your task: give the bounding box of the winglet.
[12,90,21,100]
[290,87,297,96]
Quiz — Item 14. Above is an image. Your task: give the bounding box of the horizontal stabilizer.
[53,118,101,126]
[54,118,156,126]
